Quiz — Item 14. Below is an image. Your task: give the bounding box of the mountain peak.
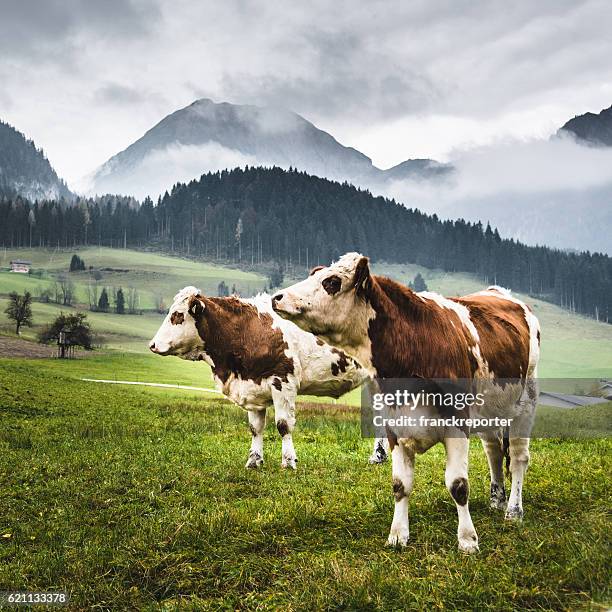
[558,104,612,146]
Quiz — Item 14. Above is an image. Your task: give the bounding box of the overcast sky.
[1,0,612,187]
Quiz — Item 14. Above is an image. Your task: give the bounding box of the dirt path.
[81,378,221,394]
[0,335,58,358]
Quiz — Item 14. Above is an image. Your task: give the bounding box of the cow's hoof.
[505,505,524,521]
[245,452,263,469]
[458,534,479,554]
[281,456,298,470]
[386,530,409,547]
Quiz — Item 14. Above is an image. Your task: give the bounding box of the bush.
[38,312,93,352]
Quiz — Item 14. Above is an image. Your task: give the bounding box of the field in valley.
[0,248,610,608]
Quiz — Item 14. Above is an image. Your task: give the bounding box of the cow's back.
[453,288,539,380]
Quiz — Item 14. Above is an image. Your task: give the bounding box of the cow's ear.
[309,265,325,276]
[353,256,371,297]
[188,295,205,318]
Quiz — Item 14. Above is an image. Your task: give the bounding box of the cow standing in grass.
[149,287,382,469]
[272,253,540,552]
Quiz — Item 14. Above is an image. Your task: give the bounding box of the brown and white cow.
[149,287,382,469]
[272,253,540,552]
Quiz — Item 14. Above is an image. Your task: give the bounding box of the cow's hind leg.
[479,430,506,509]
[505,437,530,520]
[445,436,479,553]
[386,440,414,547]
[246,407,266,469]
[506,378,536,520]
[272,389,298,469]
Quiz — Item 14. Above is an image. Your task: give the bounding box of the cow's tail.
[502,426,510,477]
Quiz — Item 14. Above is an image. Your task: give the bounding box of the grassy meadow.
[0,360,610,609]
[0,248,610,608]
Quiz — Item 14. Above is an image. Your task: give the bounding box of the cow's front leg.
[505,437,530,520]
[480,430,506,509]
[245,407,266,469]
[369,437,389,464]
[445,436,479,553]
[386,439,414,547]
[272,390,297,469]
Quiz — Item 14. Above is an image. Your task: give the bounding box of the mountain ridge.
[0,121,73,202]
[91,98,451,198]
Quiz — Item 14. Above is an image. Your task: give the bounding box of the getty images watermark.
[361,378,611,439]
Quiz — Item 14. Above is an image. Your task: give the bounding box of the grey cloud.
[2,0,612,184]
[95,83,146,106]
[0,0,160,61]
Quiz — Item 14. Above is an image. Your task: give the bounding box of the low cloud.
[382,135,612,253]
[95,83,146,106]
[83,142,259,200]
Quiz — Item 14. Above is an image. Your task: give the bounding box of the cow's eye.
[322,275,342,295]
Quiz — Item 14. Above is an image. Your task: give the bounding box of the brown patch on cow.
[322,275,342,295]
[353,256,371,297]
[316,338,324,346]
[191,296,295,385]
[366,276,480,379]
[249,423,257,436]
[272,377,282,391]
[170,311,185,325]
[276,419,289,437]
[392,478,406,501]
[363,275,531,384]
[450,477,469,506]
[330,348,350,376]
[309,265,325,276]
[453,294,530,379]
[386,427,398,451]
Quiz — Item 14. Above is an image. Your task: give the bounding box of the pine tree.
[412,273,428,292]
[115,288,125,314]
[98,288,110,312]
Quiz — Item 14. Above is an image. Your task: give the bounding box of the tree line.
[0,166,610,322]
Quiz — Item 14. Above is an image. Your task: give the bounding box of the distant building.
[9,260,31,273]
[600,380,612,401]
[539,391,608,409]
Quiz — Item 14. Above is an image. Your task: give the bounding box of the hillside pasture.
[0,247,267,310]
[0,248,610,378]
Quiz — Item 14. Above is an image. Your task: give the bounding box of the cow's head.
[149,286,205,357]
[272,252,372,351]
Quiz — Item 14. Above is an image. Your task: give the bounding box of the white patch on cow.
[272,252,377,374]
[418,290,488,375]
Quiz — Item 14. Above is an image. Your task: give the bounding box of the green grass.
[0,359,609,609]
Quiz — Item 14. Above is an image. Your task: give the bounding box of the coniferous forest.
[0,166,610,322]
